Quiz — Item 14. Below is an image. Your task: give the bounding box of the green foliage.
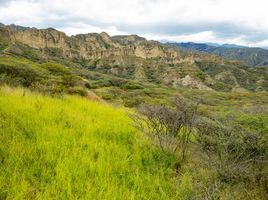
[0,29,267,199]
[0,38,8,51]
[40,63,71,76]
[84,82,91,89]
[0,87,181,199]
[123,97,142,107]
[67,86,87,96]
[0,62,43,87]
[121,81,144,90]
[210,82,232,92]
[145,67,160,83]
[195,72,207,81]
[8,43,43,62]
[44,47,63,57]
[0,56,86,95]
[90,79,112,88]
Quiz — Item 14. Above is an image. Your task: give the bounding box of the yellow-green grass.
[0,86,181,199]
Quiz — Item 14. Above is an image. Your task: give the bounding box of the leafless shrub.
[193,180,222,200]
[130,96,200,160]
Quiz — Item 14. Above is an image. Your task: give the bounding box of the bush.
[210,82,232,92]
[196,117,267,183]
[67,87,87,96]
[121,82,144,90]
[40,63,71,76]
[85,82,91,89]
[100,93,113,101]
[44,47,63,57]
[108,78,127,87]
[131,96,199,160]
[123,98,142,107]
[0,63,42,87]
[91,79,112,88]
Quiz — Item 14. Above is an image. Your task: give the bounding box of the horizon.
[0,0,268,48]
[2,21,268,50]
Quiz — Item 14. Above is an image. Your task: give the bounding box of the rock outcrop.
[0,24,266,92]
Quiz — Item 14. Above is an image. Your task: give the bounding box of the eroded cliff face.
[2,25,263,92]
[14,28,69,49]
[9,28,195,63]
[162,72,213,90]
[0,27,218,90]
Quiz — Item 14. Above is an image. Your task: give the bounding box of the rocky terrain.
[0,24,267,92]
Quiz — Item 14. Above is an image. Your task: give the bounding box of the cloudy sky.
[0,0,268,47]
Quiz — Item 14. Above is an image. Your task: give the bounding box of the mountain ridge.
[167,42,268,67]
[0,23,267,92]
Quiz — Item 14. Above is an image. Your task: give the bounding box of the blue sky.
[0,0,268,47]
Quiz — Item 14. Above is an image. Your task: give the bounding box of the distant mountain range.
[166,42,268,67]
[206,43,247,48]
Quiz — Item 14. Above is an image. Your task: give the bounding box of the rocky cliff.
[0,24,267,92]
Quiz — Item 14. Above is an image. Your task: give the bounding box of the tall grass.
[0,86,181,199]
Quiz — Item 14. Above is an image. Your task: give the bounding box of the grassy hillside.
[0,86,267,199]
[0,87,182,199]
[0,24,267,199]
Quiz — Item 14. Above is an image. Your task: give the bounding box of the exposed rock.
[0,25,266,92]
[163,73,212,90]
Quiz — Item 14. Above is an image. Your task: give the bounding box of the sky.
[0,0,268,47]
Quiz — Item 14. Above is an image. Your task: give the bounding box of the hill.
[0,86,182,199]
[0,23,268,199]
[167,42,268,67]
[1,85,267,199]
[0,23,267,92]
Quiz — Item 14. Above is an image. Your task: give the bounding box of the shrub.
[44,47,63,57]
[210,82,232,92]
[85,82,91,89]
[121,82,144,90]
[131,96,199,160]
[0,63,42,87]
[100,93,113,101]
[196,117,267,183]
[40,63,71,76]
[123,98,142,108]
[67,87,87,96]
[108,78,127,87]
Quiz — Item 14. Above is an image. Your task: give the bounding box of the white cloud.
[58,22,127,36]
[0,0,268,47]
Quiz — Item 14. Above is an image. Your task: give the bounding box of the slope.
[0,23,267,92]
[0,86,182,199]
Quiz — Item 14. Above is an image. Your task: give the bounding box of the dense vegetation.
[0,24,267,199]
[0,87,181,199]
[0,85,267,199]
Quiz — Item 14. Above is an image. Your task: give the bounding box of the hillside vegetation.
[0,86,267,199]
[0,23,267,199]
[0,24,267,92]
[0,86,182,199]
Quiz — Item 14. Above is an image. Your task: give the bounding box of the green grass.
[0,86,183,199]
[0,86,267,199]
